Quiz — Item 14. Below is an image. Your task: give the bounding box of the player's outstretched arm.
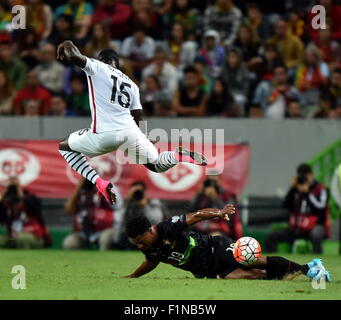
[185,204,235,227]
[56,40,87,68]
[123,259,159,278]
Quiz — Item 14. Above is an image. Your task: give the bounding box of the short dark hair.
[183,66,197,75]
[332,67,341,74]
[274,64,288,73]
[288,98,300,105]
[58,14,73,25]
[52,93,66,101]
[131,180,147,190]
[98,49,120,69]
[126,216,151,238]
[297,163,312,175]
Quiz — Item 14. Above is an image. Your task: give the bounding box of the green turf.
[0,250,340,300]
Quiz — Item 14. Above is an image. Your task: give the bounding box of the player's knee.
[99,229,114,251]
[148,148,159,165]
[63,234,82,250]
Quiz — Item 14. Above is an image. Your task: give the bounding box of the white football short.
[68,126,159,164]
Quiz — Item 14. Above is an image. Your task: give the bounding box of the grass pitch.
[0,250,340,300]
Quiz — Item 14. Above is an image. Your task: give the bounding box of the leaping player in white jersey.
[56,41,207,205]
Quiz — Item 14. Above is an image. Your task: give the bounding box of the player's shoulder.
[158,215,185,230]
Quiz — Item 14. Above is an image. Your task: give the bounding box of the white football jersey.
[81,57,142,133]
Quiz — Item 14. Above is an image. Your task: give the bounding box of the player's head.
[296,163,313,183]
[98,49,120,69]
[126,216,158,250]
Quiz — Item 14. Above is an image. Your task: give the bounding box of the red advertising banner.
[0,140,250,200]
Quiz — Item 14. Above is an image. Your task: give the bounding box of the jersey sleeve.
[129,84,143,111]
[158,214,188,239]
[81,57,100,76]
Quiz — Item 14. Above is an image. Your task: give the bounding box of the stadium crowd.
[0,0,341,119]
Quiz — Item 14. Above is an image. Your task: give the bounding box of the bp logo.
[148,162,202,192]
[0,148,41,186]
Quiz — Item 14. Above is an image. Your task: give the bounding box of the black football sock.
[266,256,308,280]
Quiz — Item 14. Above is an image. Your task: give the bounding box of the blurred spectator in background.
[250,43,284,82]
[142,46,178,95]
[23,99,41,117]
[16,30,40,70]
[34,43,66,94]
[26,0,53,41]
[232,25,260,68]
[154,93,173,116]
[140,75,171,116]
[190,174,243,240]
[172,65,208,116]
[285,98,303,119]
[0,3,12,32]
[193,56,212,93]
[198,30,225,78]
[203,0,242,47]
[268,18,304,69]
[131,0,161,39]
[63,178,123,250]
[0,70,14,115]
[121,27,155,81]
[84,22,115,58]
[320,68,341,111]
[222,47,250,115]
[265,163,330,254]
[49,94,76,117]
[312,101,330,119]
[170,0,201,36]
[118,181,166,248]
[328,103,341,118]
[244,3,272,44]
[140,74,162,116]
[287,8,305,41]
[252,65,304,119]
[92,0,133,40]
[0,36,27,90]
[54,0,93,40]
[206,77,237,117]
[294,45,329,110]
[13,71,51,115]
[0,176,51,249]
[47,14,75,48]
[152,0,173,16]
[165,22,197,69]
[312,26,341,67]
[65,74,90,116]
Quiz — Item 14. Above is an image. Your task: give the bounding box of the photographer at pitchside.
[190,173,243,240]
[0,176,51,249]
[118,181,167,249]
[265,163,331,254]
